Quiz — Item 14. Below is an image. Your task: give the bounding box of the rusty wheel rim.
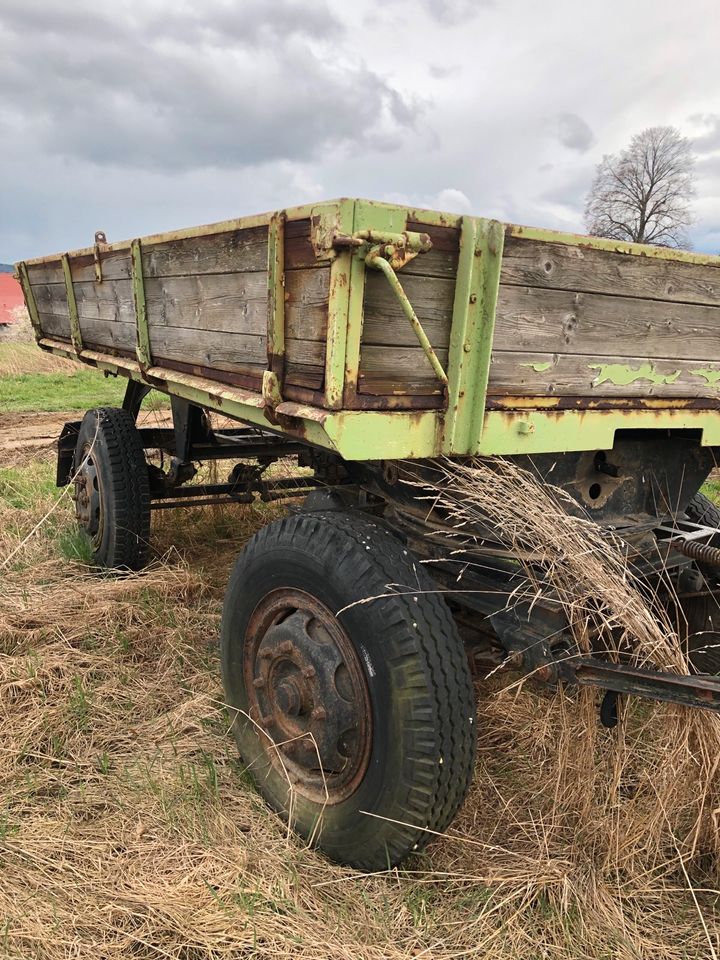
[72,442,104,550]
[243,588,372,804]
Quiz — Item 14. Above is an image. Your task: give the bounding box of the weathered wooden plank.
[27,227,269,285]
[142,226,269,278]
[78,316,137,352]
[34,284,69,333]
[281,338,326,367]
[149,326,268,369]
[501,236,720,307]
[487,350,720,398]
[362,273,455,349]
[34,275,267,334]
[359,344,449,377]
[285,359,325,390]
[493,285,720,362]
[404,221,460,279]
[37,312,71,342]
[29,251,133,285]
[357,372,443,396]
[145,274,268,333]
[285,219,318,269]
[285,267,330,341]
[38,312,136,352]
[35,280,136,325]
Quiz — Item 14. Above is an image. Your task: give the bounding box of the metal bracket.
[333,229,432,270]
[93,230,107,282]
[364,243,448,387]
[131,238,151,369]
[61,254,83,354]
[15,261,42,341]
[266,213,285,410]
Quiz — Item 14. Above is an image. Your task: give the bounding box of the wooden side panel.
[285,261,330,391]
[26,219,331,394]
[142,226,269,378]
[490,235,720,399]
[487,351,720,398]
[358,222,459,395]
[493,285,720,361]
[501,235,720,307]
[26,262,71,342]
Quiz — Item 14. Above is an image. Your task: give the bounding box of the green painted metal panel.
[61,254,83,354]
[477,408,720,455]
[322,199,355,409]
[131,239,151,369]
[15,262,42,340]
[442,217,504,454]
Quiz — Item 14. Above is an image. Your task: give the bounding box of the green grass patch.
[0,460,58,508]
[0,370,125,412]
[702,476,720,505]
[0,368,170,413]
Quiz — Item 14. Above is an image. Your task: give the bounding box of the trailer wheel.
[686,492,720,530]
[221,512,476,870]
[72,407,151,571]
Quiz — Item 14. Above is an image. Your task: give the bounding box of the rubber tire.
[686,491,720,529]
[220,511,476,870]
[73,407,151,571]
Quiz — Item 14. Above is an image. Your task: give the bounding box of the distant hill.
[0,263,14,273]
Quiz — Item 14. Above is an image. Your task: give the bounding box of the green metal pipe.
[365,248,448,387]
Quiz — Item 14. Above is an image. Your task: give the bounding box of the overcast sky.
[1,0,719,261]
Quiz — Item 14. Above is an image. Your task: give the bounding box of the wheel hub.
[72,449,103,543]
[245,590,371,803]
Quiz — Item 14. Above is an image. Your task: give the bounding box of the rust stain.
[486,395,720,412]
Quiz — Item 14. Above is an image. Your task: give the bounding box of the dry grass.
[0,342,77,376]
[0,450,719,957]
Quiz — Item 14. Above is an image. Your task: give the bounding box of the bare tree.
[584,126,696,248]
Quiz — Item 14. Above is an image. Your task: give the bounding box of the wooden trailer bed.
[16,198,720,460]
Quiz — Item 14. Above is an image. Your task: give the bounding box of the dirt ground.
[0,409,173,467]
[0,411,80,463]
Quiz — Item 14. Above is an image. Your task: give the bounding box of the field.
[1,340,720,958]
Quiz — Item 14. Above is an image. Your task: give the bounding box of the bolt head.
[302,666,316,679]
[280,640,293,655]
[311,706,326,721]
[252,677,266,689]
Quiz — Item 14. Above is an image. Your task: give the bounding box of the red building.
[0,273,23,325]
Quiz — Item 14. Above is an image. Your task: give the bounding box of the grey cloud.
[428,64,461,79]
[0,1,420,173]
[552,113,595,152]
[419,0,492,25]
[696,154,720,179]
[539,165,595,207]
[690,114,720,154]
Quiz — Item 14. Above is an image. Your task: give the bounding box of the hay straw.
[0,448,719,956]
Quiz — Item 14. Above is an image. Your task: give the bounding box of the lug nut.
[280,641,293,654]
[253,677,266,689]
[302,666,316,679]
[302,739,315,752]
[311,707,326,721]
[259,649,272,660]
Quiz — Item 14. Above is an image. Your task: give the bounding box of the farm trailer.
[16,198,720,870]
